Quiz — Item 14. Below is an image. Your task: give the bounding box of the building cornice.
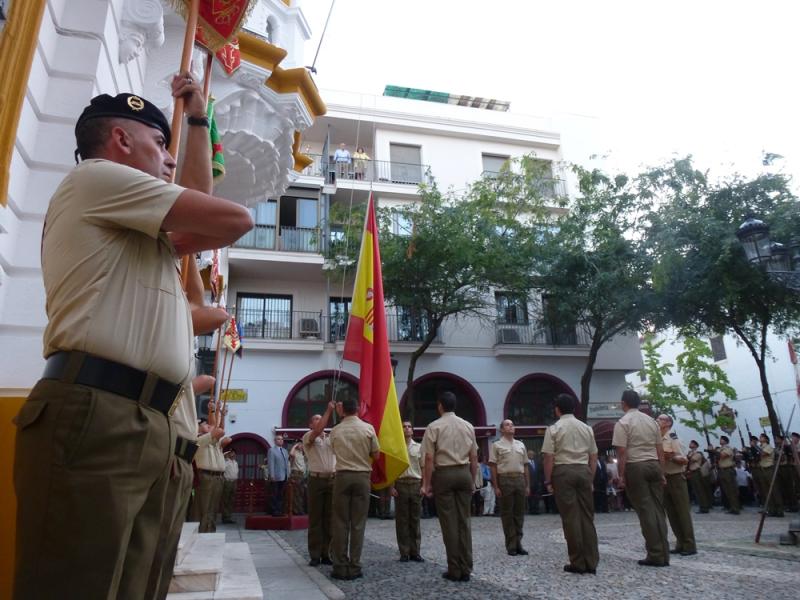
[326,103,560,146]
[238,31,288,72]
[266,66,327,119]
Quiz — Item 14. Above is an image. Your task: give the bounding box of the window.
[496,292,528,325]
[390,306,431,342]
[286,374,358,428]
[296,198,318,228]
[541,295,577,345]
[506,376,570,426]
[389,143,423,184]
[237,200,276,249]
[329,297,351,342]
[709,336,727,362]
[237,293,292,339]
[404,375,481,427]
[482,153,510,176]
[390,210,413,236]
[265,18,275,43]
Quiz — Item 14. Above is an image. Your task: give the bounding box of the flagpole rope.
[331,93,371,398]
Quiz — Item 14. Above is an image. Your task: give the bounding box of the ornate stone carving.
[119,0,165,64]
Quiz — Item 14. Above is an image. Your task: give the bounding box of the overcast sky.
[300,0,800,185]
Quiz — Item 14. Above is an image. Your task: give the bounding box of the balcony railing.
[234,224,319,253]
[237,309,442,343]
[495,320,591,346]
[301,153,432,187]
[481,171,567,198]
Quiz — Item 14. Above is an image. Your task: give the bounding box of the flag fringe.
[167,0,258,53]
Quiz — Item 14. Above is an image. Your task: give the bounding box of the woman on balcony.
[353,147,370,180]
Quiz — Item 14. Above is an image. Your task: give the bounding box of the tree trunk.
[579,327,603,422]
[404,319,442,422]
[731,321,781,439]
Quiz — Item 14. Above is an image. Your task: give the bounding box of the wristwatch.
[187,115,210,128]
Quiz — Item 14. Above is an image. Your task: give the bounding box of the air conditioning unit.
[300,318,320,339]
[499,328,520,344]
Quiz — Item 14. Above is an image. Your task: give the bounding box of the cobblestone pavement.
[277,508,800,599]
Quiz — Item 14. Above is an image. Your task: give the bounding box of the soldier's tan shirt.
[759,443,775,468]
[171,362,198,442]
[489,437,527,473]
[329,416,379,472]
[291,447,307,474]
[421,412,478,467]
[687,449,704,472]
[612,409,660,462]
[541,414,598,465]
[718,445,735,468]
[397,439,423,480]
[661,431,686,475]
[195,433,225,471]
[41,159,192,386]
[302,431,336,473]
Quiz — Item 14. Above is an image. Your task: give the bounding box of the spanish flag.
[343,193,409,489]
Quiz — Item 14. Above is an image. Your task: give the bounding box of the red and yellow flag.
[343,194,409,489]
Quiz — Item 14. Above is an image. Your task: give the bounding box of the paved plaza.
[220,507,800,599]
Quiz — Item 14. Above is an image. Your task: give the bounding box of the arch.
[399,371,487,428]
[503,373,578,427]
[281,370,359,428]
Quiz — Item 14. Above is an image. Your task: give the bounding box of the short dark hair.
[75,117,121,160]
[690,440,699,446]
[555,394,575,415]
[760,433,770,444]
[341,396,358,415]
[720,435,729,443]
[438,391,457,412]
[621,390,641,409]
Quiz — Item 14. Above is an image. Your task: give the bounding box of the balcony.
[234,224,320,253]
[495,320,591,346]
[302,154,433,187]
[481,170,567,198]
[237,308,442,345]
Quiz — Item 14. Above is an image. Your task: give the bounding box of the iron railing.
[234,224,319,253]
[495,320,591,346]
[481,170,567,198]
[302,153,432,187]
[236,308,442,343]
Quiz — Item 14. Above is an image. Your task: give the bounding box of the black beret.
[75,93,171,148]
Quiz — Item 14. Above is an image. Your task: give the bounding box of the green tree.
[379,158,552,411]
[639,334,686,418]
[674,335,737,441]
[535,165,654,420]
[642,157,800,438]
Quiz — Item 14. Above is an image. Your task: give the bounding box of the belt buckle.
[168,386,185,417]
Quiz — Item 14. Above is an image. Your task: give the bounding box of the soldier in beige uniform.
[421,391,479,583]
[657,415,697,556]
[686,440,712,513]
[754,434,784,516]
[390,421,425,562]
[193,407,227,532]
[303,401,337,566]
[289,441,308,515]
[13,83,252,599]
[612,390,669,567]
[329,397,380,580]
[542,394,599,574]
[489,419,530,556]
[710,436,740,514]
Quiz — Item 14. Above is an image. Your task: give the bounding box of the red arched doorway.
[399,372,487,429]
[228,432,270,514]
[281,370,360,428]
[503,373,577,452]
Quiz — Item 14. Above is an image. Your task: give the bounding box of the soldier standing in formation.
[421,391,479,583]
[686,440,712,513]
[612,390,669,567]
[391,421,425,562]
[753,434,784,517]
[329,397,380,580]
[657,414,697,556]
[489,419,530,556]
[775,435,798,512]
[289,441,308,515]
[709,436,741,514]
[303,401,337,566]
[541,394,599,574]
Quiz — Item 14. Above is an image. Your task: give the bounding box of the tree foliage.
[535,165,654,419]
[641,157,800,437]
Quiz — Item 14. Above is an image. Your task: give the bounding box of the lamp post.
[736,216,800,291]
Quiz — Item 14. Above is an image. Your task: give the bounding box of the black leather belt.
[43,351,183,418]
[199,469,224,477]
[175,436,199,464]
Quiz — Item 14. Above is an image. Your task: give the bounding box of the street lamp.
[736,216,800,291]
